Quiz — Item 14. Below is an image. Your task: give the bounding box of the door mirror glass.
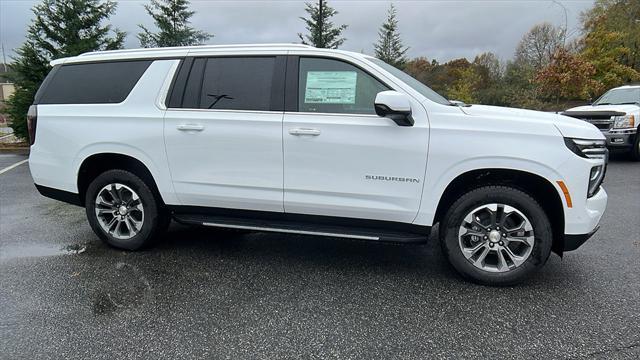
[374,91,414,126]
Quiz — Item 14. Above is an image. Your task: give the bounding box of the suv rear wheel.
[85,169,168,250]
[440,186,552,286]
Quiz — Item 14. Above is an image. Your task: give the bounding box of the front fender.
[415,156,569,226]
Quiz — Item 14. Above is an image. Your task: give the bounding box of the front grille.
[590,121,613,131]
[561,111,622,133]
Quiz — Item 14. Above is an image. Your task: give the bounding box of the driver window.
[298,57,389,115]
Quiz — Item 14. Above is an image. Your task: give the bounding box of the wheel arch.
[77,153,165,207]
[432,168,566,255]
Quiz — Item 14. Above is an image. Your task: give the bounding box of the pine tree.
[298,0,348,49]
[374,4,409,68]
[6,0,125,140]
[138,0,212,48]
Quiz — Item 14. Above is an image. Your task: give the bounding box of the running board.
[201,221,380,241]
[171,211,429,244]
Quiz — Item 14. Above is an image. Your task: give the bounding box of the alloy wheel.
[94,183,144,240]
[458,203,535,273]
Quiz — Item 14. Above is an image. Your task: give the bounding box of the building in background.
[0,64,15,126]
[0,82,15,102]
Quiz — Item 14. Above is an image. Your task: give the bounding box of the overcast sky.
[0,0,594,63]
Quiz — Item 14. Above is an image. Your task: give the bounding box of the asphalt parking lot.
[1,153,638,359]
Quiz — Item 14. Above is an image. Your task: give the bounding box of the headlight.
[612,114,635,129]
[564,138,608,198]
[564,138,607,159]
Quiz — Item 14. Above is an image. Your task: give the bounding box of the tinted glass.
[37,60,152,104]
[196,57,275,111]
[182,58,206,109]
[298,57,389,114]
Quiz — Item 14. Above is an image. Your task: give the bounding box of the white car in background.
[28,44,607,285]
[563,85,640,161]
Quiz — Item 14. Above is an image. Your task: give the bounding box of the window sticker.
[304,71,357,104]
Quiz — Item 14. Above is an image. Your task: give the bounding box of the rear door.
[282,56,429,223]
[163,56,286,212]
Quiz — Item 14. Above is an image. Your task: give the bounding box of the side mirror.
[449,100,469,107]
[374,91,414,127]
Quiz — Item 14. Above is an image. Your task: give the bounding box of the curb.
[0,148,30,155]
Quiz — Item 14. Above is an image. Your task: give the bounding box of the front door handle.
[288,128,321,136]
[177,123,205,131]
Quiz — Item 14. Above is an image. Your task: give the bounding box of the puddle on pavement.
[91,262,154,316]
[92,292,121,315]
[0,243,87,261]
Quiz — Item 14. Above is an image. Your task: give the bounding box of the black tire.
[85,169,169,250]
[440,186,552,286]
[630,130,640,161]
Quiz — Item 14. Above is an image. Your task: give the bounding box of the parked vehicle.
[28,44,608,285]
[562,85,640,161]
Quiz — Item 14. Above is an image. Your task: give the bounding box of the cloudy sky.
[0,0,594,63]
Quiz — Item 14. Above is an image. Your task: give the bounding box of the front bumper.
[603,129,637,148]
[564,226,600,251]
[562,186,607,251]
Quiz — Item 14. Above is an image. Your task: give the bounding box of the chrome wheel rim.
[458,203,535,273]
[95,183,144,240]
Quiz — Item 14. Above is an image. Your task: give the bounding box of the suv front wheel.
[630,130,640,161]
[440,186,552,286]
[85,169,168,250]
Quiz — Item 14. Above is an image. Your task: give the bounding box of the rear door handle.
[288,128,321,136]
[177,123,205,131]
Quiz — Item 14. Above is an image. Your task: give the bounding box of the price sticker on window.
[304,71,357,104]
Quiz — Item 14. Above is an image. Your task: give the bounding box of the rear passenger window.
[180,57,276,111]
[298,57,389,114]
[36,60,152,104]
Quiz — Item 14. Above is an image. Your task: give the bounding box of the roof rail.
[78,43,314,57]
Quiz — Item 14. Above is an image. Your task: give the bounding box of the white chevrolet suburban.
[28,44,608,285]
[562,85,640,161]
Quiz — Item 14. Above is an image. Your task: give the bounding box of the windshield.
[368,57,451,105]
[593,88,640,105]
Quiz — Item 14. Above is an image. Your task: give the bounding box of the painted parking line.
[0,159,28,175]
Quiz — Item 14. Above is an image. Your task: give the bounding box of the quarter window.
[35,60,152,104]
[298,57,389,114]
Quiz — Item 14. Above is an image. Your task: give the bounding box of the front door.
[283,56,429,223]
[164,56,285,212]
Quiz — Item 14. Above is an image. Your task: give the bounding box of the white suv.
[28,44,607,285]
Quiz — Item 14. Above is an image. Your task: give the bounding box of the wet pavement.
[1,153,639,359]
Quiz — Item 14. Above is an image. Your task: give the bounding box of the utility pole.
[1,43,7,73]
[319,0,323,48]
[551,0,568,46]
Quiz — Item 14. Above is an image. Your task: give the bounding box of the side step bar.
[200,222,380,241]
[172,212,429,244]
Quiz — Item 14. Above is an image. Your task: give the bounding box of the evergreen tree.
[6,0,125,140]
[298,0,348,49]
[374,4,409,68]
[138,0,212,48]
